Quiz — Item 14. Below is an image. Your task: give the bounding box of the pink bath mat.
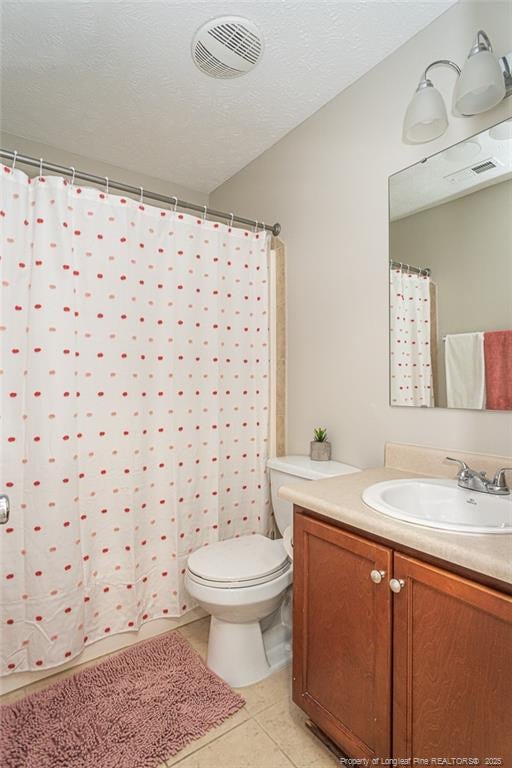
[0,630,245,768]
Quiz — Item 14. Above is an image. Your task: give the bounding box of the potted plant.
[310,427,331,462]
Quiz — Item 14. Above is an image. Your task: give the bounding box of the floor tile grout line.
[253,713,299,764]
[166,712,252,766]
[168,714,297,768]
[254,705,335,768]
[244,695,290,719]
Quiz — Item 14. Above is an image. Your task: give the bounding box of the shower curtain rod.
[0,148,282,237]
[390,260,431,277]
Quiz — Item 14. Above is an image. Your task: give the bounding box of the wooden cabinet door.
[393,553,512,761]
[293,511,393,758]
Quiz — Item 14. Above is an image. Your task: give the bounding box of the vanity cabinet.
[293,509,512,762]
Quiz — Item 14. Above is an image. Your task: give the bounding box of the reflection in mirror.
[389,117,512,411]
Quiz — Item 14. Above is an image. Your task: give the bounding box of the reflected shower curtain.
[0,165,271,674]
[389,266,433,407]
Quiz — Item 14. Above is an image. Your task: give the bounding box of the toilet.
[185,455,360,687]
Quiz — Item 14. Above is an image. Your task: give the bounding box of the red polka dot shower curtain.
[389,266,433,407]
[0,165,271,674]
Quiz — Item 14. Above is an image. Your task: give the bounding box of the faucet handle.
[492,468,512,491]
[445,457,471,476]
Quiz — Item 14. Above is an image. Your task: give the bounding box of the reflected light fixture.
[489,118,512,140]
[442,139,481,163]
[403,30,511,144]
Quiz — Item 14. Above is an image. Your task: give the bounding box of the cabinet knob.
[389,578,405,594]
[370,569,386,584]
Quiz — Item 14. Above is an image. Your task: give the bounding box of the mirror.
[389,117,512,411]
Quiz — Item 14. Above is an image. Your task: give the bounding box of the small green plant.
[313,427,328,443]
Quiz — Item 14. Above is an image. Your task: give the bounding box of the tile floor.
[1,616,337,767]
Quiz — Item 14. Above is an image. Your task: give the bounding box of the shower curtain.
[0,164,271,674]
[389,266,433,407]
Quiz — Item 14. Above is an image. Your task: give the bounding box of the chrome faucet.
[446,457,512,496]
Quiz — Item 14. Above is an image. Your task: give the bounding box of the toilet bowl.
[185,455,360,687]
[186,534,292,687]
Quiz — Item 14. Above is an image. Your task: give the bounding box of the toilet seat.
[186,560,291,589]
[187,534,290,589]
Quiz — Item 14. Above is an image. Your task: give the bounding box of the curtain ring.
[11,150,18,170]
[228,212,234,229]
[39,157,44,178]
[69,166,76,187]
[261,221,266,234]
[139,186,144,205]
[170,195,178,213]
[104,176,109,196]
[253,219,259,233]
[202,205,208,222]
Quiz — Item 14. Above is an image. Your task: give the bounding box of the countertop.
[279,467,512,587]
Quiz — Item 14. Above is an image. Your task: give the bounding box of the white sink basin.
[362,478,512,534]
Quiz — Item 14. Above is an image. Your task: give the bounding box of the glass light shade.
[403,84,448,143]
[453,50,506,115]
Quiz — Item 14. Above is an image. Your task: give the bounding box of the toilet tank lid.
[267,455,360,481]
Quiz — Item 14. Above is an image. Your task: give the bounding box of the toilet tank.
[266,455,360,535]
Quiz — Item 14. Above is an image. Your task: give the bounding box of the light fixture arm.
[418,59,461,90]
[469,30,493,57]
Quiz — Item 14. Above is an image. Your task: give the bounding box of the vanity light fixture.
[454,31,506,116]
[403,30,511,144]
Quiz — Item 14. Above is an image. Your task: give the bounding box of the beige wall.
[0,131,207,205]
[211,0,512,468]
[391,178,512,406]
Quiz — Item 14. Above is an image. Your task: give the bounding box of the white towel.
[445,332,485,409]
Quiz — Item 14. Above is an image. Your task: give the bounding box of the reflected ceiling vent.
[192,17,263,79]
[444,157,503,183]
[471,159,498,173]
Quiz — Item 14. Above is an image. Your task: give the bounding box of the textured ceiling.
[1,1,456,193]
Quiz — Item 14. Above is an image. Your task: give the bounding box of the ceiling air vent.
[192,17,263,79]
